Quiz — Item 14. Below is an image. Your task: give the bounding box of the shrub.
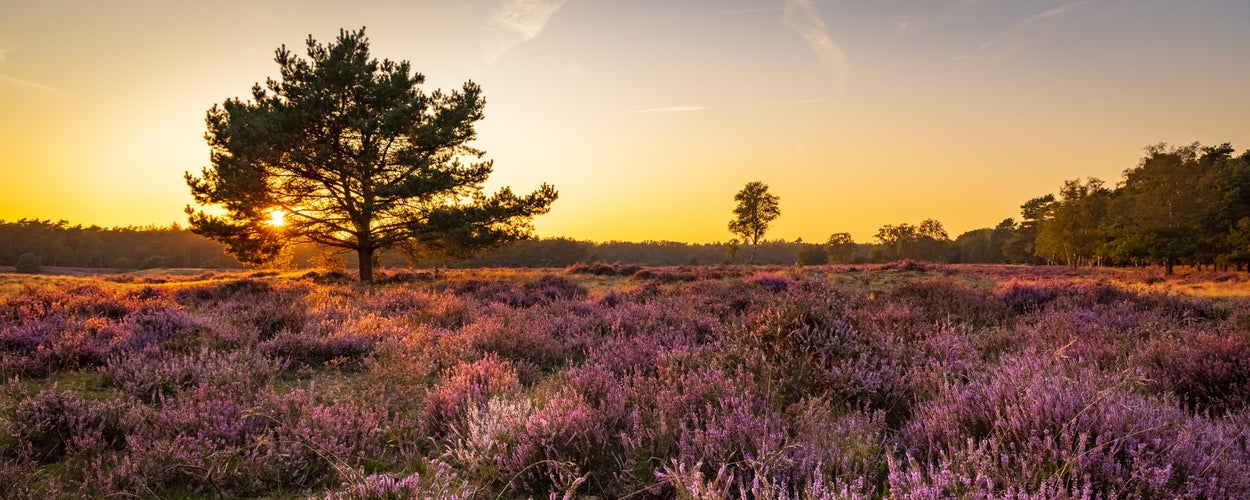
[897,354,1250,497]
[15,252,41,273]
[796,244,828,266]
[7,387,141,464]
[1142,329,1250,415]
[424,354,521,438]
[321,461,473,500]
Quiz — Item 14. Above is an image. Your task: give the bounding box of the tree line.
[0,219,242,271]
[973,142,1250,273]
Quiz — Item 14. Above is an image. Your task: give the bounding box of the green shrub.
[15,252,42,273]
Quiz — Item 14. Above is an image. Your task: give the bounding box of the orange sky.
[2,1,1248,243]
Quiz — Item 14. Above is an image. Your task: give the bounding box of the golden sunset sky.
[2,0,1248,243]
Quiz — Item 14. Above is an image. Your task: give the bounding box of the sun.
[269,209,286,227]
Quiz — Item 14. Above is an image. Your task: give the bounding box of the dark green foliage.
[0,219,239,270]
[796,244,828,265]
[185,28,556,283]
[15,252,41,273]
[874,219,951,262]
[1035,177,1111,267]
[826,232,860,263]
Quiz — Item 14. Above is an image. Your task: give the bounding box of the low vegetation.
[1,264,1248,498]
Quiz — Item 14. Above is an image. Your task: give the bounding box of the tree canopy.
[185,28,556,283]
[728,181,781,264]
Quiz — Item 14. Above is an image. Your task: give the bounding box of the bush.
[15,252,41,273]
[796,245,828,266]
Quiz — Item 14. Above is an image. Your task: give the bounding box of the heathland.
[1,263,1248,498]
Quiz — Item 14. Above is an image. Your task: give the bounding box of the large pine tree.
[185,28,556,283]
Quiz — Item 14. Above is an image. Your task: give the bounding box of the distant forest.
[4,142,1248,274]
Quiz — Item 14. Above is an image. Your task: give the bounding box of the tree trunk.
[1165,257,1175,275]
[358,246,375,284]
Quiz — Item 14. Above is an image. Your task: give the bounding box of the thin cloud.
[782,0,849,86]
[728,98,828,108]
[627,105,708,114]
[952,0,1091,61]
[627,99,828,114]
[481,0,569,64]
[0,73,58,93]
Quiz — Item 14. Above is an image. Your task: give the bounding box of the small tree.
[728,181,781,264]
[184,28,556,284]
[826,232,858,263]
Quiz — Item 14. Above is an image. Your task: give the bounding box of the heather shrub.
[785,400,888,496]
[994,279,1060,313]
[360,287,474,329]
[498,386,604,494]
[458,309,565,383]
[443,396,531,485]
[454,275,586,308]
[882,259,927,272]
[86,382,405,497]
[91,396,271,495]
[99,346,278,403]
[898,353,1250,497]
[632,267,703,283]
[260,329,375,369]
[886,278,1004,326]
[255,387,399,490]
[1010,302,1149,369]
[4,267,1250,497]
[1142,328,1250,415]
[322,460,473,499]
[424,354,522,438]
[173,277,276,305]
[623,361,790,497]
[750,272,795,293]
[373,269,435,285]
[176,278,308,339]
[566,262,640,276]
[736,287,910,423]
[5,386,141,465]
[0,284,200,375]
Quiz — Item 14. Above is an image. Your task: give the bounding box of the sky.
[2,0,1249,244]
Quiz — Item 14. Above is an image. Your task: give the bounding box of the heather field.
[2,264,1249,498]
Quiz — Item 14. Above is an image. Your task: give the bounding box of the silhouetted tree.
[728,181,781,264]
[875,219,951,261]
[184,28,557,283]
[826,232,858,263]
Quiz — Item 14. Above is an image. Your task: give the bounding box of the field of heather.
[2,263,1249,498]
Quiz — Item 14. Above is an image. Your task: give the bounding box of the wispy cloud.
[782,0,849,86]
[627,105,708,114]
[0,73,58,93]
[481,0,569,64]
[952,0,1091,61]
[728,98,829,108]
[626,99,829,114]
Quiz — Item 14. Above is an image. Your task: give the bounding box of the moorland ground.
[2,263,1248,498]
